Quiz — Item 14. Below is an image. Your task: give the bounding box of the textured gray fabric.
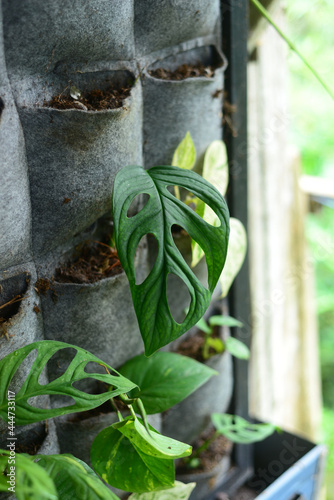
[0,6,32,270]
[0,0,228,479]
[0,263,44,431]
[162,350,233,444]
[143,46,225,170]
[18,75,142,256]
[135,0,220,56]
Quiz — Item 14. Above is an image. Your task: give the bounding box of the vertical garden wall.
[0,0,228,482]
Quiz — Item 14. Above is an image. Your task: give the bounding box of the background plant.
[171,133,247,298]
[195,314,249,361]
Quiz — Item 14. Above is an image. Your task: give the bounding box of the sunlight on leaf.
[172,131,196,170]
[219,218,247,297]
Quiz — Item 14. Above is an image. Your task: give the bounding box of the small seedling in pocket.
[195,314,250,361]
[185,413,276,469]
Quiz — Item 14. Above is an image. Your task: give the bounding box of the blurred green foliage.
[286,1,334,496]
[286,0,334,178]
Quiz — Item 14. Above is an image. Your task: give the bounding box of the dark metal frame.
[208,1,253,497]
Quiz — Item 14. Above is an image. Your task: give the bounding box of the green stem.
[250,0,334,101]
[174,186,181,200]
[191,431,219,459]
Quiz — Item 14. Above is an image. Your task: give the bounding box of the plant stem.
[191,431,219,459]
[250,0,334,101]
[174,185,181,200]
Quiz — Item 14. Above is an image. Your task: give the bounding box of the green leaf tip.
[112,165,230,356]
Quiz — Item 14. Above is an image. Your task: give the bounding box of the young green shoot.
[196,315,249,361]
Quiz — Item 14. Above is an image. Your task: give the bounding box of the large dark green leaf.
[35,454,119,500]
[0,450,57,500]
[119,352,217,414]
[0,341,137,425]
[112,165,230,355]
[91,422,175,493]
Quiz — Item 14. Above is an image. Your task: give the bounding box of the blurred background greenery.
[286,0,334,497]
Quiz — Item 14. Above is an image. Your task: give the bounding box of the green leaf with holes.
[112,165,230,355]
[91,420,176,493]
[171,131,196,170]
[119,351,217,414]
[0,341,137,425]
[211,414,275,444]
[128,481,196,500]
[0,450,58,500]
[35,454,120,500]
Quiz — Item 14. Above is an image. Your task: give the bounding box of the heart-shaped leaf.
[0,341,137,425]
[112,165,230,355]
[35,454,120,500]
[91,422,175,493]
[0,450,58,500]
[113,417,192,459]
[128,481,196,500]
[211,414,275,444]
[119,352,217,414]
[219,218,247,298]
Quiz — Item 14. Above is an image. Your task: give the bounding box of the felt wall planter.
[2,0,135,81]
[142,45,226,170]
[0,10,31,270]
[40,241,149,400]
[157,231,222,325]
[162,349,233,445]
[0,264,44,410]
[16,71,142,257]
[134,0,220,57]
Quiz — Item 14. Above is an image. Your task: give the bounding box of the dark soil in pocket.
[148,62,218,81]
[54,241,122,284]
[44,85,132,111]
[177,427,233,474]
[176,326,220,363]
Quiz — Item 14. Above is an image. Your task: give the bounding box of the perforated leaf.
[112,165,230,355]
[0,341,137,425]
[211,414,275,444]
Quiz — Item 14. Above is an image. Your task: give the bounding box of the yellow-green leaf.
[172,131,196,170]
[219,218,247,297]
